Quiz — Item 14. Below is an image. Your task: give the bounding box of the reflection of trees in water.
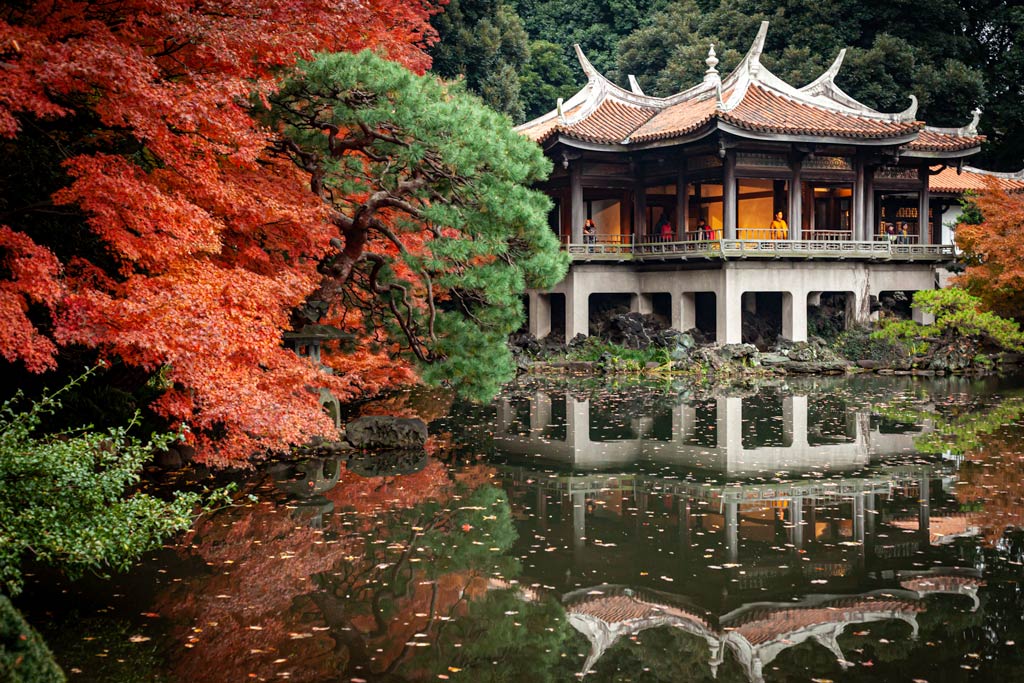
[153,459,586,682]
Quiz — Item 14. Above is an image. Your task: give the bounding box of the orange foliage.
[0,0,439,462]
[954,182,1024,320]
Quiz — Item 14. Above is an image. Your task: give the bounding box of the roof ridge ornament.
[747,20,769,73]
[628,75,645,96]
[557,97,566,124]
[896,94,918,122]
[966,107,982,135]
[799,49,847,95]
[704,43,721,88]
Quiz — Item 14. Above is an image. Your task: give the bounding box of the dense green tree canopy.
[429,0,531,119]
[273,51,568,399]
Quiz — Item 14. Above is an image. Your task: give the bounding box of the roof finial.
[557,97,566,124]
[967,107,982,135]
[704,44,721,88]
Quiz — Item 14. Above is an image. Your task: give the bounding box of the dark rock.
[760,353,790,366]
[912,369,936,376]
[345,416,427,450]
[155,447,183,470]
[856,359,881,369]
[719,343,758,360]
[567,333,588,350]
[178,444,197,463]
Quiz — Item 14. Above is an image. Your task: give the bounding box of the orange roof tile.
[907,128,985,152]
[930,166,1024,194]
[720,85,922,140]
[630,94,720,142]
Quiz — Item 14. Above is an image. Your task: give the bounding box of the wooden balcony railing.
[559,230,954,262]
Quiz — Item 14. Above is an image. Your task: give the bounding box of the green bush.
[833,327,913,363]
[0,595,63,683]
[566,338,666,370]
[873,288,1024,352]
[0,369,221,597]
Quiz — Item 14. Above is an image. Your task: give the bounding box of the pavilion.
[516,22,987,344]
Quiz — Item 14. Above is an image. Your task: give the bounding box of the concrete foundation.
[529,261,938,344]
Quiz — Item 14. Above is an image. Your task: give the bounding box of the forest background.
[445,0,1024,170]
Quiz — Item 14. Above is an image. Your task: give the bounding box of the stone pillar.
[789,159,802,240]
[565,282,589,339]
[912,304,935,326]
[530,391,552,434]
[572,491,586,551]
[792,394,808,447]
[845,292,868,328]
[571,164,584,244]
[633,179,647,241]
[743,292,757,315]
[718,396,743,454]
[633,293,654,315]
[566,397,590,450]
[677,166,689,236]
[853,157,865,241]
[782,290,807,342]
[723,151,737,240]
[918,167,931,244]
[528,292,551,339]
[725,500,739,563]
[674,292,696,332]
[717,282,742,344]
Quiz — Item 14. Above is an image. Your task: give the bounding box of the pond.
[17,373,1024,682]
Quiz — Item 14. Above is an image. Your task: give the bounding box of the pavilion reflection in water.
[490,384,981,681]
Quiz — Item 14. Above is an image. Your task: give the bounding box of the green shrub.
[0,369,223,597]
[873,288,1024,352]
[0,595,63,683]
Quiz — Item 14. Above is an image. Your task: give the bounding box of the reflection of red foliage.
[323,459,452,515]
[155,461,497,681]
[955,439,1024,546]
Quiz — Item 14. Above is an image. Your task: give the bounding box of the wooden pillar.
[676,165,689,237]
[570,164,584,244]
[633,178,647,240]
[852,156,865,241]
[863,166,876,241]
[789,158,802,240]
[723,151,737,239]
[918,167,931,245]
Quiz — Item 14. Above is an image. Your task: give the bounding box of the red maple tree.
[954,181,1024,321]
[0,0,438,464]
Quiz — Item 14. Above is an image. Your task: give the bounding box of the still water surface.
[20,374,1024,682]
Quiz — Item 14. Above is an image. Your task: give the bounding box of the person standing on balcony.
[770,211,788,240]
[657,214,674,242]
[695,218,710,240]
[583,218,596,250]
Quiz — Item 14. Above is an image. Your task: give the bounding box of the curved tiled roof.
[930,165,1024,193]
[720,85,922,139]
[908,128,985,152]
[516,21,982,157]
